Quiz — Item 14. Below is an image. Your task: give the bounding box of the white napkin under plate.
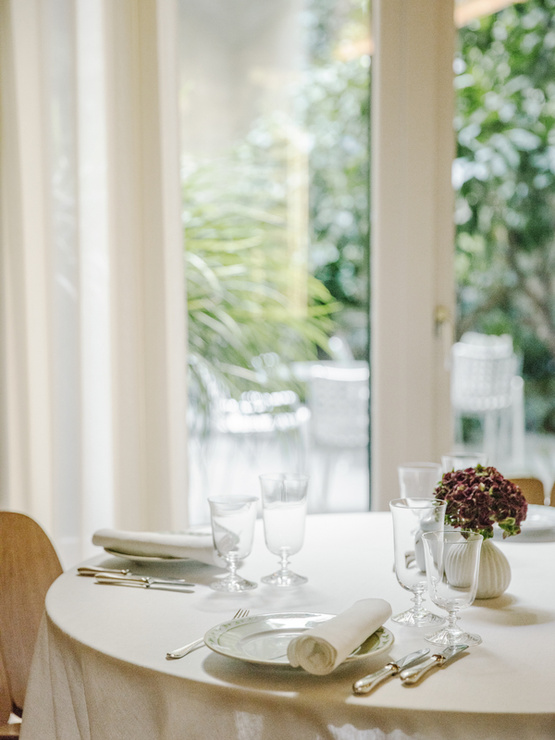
[92,528,223,566]
[287,598,392,675]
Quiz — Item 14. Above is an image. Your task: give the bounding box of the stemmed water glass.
[208,496,258,592]
[259,473,308,587]
[422,530,483,646]
[441,453,487,473]
[390,497,447,627]
[398,463,443,498]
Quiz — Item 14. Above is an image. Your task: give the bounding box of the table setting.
[19,467,555,740]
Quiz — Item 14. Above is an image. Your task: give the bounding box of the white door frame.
[371,0,456,509]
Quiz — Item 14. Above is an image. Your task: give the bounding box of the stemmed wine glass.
[208,496,258,592]
[422,530,483,646]
[390,497,447,626]
[259,473,308,587]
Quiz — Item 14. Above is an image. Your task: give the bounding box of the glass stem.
[226,554,240,583]
[410,586,427,617]
[445,609,460,636]
[278,548,291,575]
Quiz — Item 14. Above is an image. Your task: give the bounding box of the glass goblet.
[441,452,487,473]
[208,496,258,592]
[259,473,308,587]
[398,462,442,498]
[422,530,483,647]
[390,497,447,627]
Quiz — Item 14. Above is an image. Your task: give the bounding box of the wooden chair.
[509,477,545,506]
[0,512,63,738]
[0,650,19,737]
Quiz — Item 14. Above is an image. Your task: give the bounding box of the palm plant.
[183,128,338,428]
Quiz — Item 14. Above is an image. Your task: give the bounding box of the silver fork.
[166,608,250,660]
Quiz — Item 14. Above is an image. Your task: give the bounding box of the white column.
[371,0,455,509]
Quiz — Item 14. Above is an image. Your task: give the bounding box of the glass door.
[178,0,371,522]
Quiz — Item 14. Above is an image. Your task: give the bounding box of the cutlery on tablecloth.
[166,608,250,660]
[399,644,468,685]
[94,575,195,593]
[352,648,430,695]
[80,568,195,587]
[78,566,131,576]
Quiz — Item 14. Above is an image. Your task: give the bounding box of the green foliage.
[299,0,371,358]
[455,0,555,430]
[184,132,338,411]
[300,56,370,311]
[184,0,370,417]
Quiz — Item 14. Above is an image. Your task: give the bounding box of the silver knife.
[88,571,195,587]
[400,644,468,685]
[94,576,194,593]
[78,566,131,576]
[352,648,430,695]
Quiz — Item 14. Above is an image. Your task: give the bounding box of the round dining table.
[20,511,555,740]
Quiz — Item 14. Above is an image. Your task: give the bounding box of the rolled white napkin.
[92,528,223,567]
[287,598,392,675]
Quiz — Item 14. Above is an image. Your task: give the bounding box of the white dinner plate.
[103,548,190,563]
[204,612,394,666]
[493,504,555,542]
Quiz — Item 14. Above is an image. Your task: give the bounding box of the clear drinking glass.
[259,473,308,587]
[398,462,443,498]
[422,530,483,647]
[208,496,258,592]
[441,452,488,473]
[390,497,447,627]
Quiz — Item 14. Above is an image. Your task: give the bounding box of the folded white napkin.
[287,598,392,675]
[92,528,223,567]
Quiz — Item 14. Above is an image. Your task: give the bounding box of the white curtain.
[0,0,188,567]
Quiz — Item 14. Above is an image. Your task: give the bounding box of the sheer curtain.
[0,0,188,567]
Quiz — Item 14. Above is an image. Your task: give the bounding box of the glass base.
[425,627,482,647]
[261,570,307,587]
[209,577,257,593]
[391,608,445,628]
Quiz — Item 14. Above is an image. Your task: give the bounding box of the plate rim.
[204,611,394,667]
[103,547,190,563]
[493,504,555,542]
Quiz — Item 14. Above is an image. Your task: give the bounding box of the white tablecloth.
[21,512,555,740]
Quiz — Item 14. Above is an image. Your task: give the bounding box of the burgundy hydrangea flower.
[434,465,528,540]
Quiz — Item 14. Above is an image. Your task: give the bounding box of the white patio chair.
[450,333,525,469]
[307,361,369,508]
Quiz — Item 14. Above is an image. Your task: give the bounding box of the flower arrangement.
[434,465,528,540]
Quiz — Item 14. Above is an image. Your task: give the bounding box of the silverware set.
[78,566,195,592]
[352,644,468,694]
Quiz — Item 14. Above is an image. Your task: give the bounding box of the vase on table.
[446,537,510,600]
[475,538,511,599]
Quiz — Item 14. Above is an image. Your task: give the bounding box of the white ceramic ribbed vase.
[446,538,510,600]
[475,539,511,599]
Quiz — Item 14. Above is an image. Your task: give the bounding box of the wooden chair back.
[0,512,62,722]
[509,477,545,506]
[0,649,12,724]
